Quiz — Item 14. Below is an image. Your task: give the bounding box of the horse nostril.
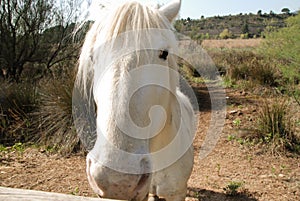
[159,50,168,60]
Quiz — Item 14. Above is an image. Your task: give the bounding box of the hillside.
[175,12,295,39]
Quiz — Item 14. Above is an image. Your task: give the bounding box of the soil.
[0,84,299,201]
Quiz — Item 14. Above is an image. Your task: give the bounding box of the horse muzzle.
[86,155,151,200]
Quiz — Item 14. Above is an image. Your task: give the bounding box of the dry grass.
[35,74,81,155]
[207,49,280,87]
[256,98,300,155]
[0,81,38,145]
[202,39,263,49]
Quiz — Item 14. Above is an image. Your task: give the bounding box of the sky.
[86,0,300,19]
[152,0,300,19]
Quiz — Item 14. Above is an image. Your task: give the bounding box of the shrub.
[34,71,81,155]
[0,68,84,155]
[257,99,300,154]
[260,14,300,85]
[223,181,243,196]
[209,49,280,87]
[240,33,249,39]
[219,29,234,39]
[0,81,38,145]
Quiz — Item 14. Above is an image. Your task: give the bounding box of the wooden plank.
[0,187,126,201]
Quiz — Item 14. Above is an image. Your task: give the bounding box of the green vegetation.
[0,70,79,154]
[223,181,244,196]
[191,12,300,155]
[0,0,82,81]
[0,2,299,156]
[205,13,300,100]
[70,186,80,195]
[260,14,300,88]
[0,144,8,152]
[257,99,300,154]
[233,118,241,128]
[219,29,234,39]
[12,142,26,153]
[175,12,293,40]
[0,142,25,154]
[0,0,82,154]
[208,49,280,87]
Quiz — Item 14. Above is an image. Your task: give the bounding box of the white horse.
[76,0,195,200]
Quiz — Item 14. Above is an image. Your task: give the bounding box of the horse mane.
[76,1,176,99]
[106,1,172,38]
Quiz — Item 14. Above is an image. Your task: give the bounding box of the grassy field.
[201,39,263,49]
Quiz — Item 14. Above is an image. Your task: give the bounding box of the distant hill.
[175,12,296,40]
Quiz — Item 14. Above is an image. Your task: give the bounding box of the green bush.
[219,29,234,39]
[260,13,300,85]
[240,33,249,39]
[223,181,244,196]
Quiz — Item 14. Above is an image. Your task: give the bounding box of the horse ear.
[159,0,181,22]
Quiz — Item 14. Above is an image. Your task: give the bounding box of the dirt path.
[0,84,299,200]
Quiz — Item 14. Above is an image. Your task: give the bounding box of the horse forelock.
[107,1,171,36]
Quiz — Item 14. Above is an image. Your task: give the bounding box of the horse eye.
[159,50,168,60]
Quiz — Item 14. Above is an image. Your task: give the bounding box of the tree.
[40,0,82,72]
[281,8,290,14]
[257,10,262,16]
[219,29,233,39]
[242,21,249,34]
[0,0,53,80]
[174,20,184,32]
[205,33,210,39]
[0,0,81,81]
[269,10,275,16]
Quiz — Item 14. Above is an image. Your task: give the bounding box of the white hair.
[76,1,177,98]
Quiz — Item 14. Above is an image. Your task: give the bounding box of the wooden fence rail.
[0,187,126,201]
